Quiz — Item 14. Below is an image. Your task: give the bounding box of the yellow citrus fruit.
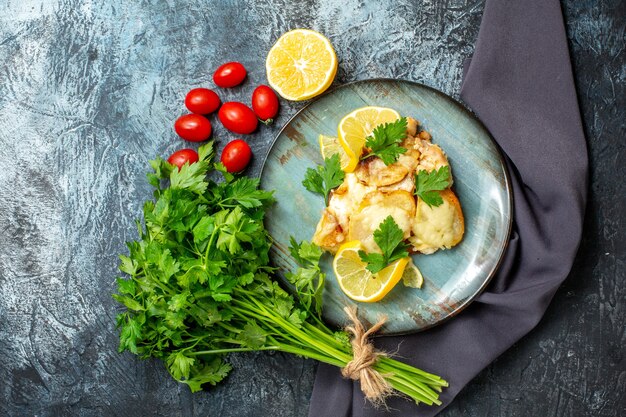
[265,29,338,101]
[401,259,424,289]
[337,106,401,172]
[333,241,409,302]
[319,134,351,171]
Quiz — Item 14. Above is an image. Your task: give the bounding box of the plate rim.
[259,77,514,335]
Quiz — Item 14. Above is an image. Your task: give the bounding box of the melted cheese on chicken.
[349,191,415,253]
[409,189,464,254]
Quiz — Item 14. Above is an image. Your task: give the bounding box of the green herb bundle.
[113,142,447,405]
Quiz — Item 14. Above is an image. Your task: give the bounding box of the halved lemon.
[337,106,401,172]
[265,29,337,101]
[333,241,409,302]
[401,259,424,289]
[319,134,351,171]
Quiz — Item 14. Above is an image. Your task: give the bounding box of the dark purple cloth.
[308,0,588,415]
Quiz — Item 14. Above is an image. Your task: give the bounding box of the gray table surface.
[0,1,624,416]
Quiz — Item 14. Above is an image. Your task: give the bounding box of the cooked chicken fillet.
[355,136,420,187]
[409,189,464,254]
[416,140,450,176]
[312,173,375,253]
[378,174,415,193]
[355,157,409,186]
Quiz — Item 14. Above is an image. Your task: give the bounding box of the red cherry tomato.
[168,149,199,170]
[185,88,221,114]
[213,62,247,88]
[174,114,212,142]
[218,102,258,134]
[221,139,252,173]
[252,85,279,123]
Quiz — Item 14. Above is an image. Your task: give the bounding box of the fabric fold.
[309,0,588,415]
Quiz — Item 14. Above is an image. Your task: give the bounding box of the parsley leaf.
[302,154,345,205]
[358,216,410,274]
[240,322,266,349]
[414,166,451,207]
[363,117,408,165]
[166,351,195,380]
[219,176,275,209]
[181,358,232,392]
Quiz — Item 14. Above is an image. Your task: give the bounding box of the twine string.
[341,306,393,405]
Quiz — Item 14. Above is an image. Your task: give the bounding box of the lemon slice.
[401,259,424,288]
[319,134,351,171]
[337,106,401,172]
[266,29,338,101]
[333,241,409,302]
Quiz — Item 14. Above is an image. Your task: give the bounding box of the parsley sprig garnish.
[302,153,345,205]
[414,166,451,207]
[358,216,410,274]
[362,117,408,165]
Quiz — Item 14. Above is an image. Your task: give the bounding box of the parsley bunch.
[113,141,447,405]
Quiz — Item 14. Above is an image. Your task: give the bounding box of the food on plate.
[174,114,212,142]
[221,139,252,173]
[185,88,221,114]
[307,107,464,301]
[167,148,199,170]
[265,29,337,101]
[312,110,463,255]
[252,85,280,123]
[218,102,258,134]
[213,61,247,88]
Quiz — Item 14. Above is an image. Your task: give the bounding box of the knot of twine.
[341,306,393,405]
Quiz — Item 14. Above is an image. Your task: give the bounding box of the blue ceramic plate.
[260,79,512,335]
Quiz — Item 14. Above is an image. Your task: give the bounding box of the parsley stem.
[188,346,280,356]
[377,356,447,384]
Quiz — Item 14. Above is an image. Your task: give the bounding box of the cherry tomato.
[218,102,258,134]
[168,149,199,170]
[221,139,252,173]
[174,114,212,142]
[252,85,279,123]
[213,62,247,88]
[185,88,221,114]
